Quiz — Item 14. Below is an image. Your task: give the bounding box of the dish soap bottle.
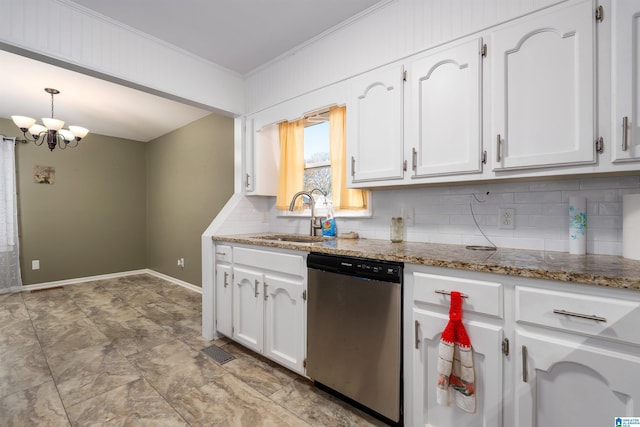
[322,202,337,237]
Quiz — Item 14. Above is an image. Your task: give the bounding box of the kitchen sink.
[254,234,334,244]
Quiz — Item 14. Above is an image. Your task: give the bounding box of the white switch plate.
[32,260,40,270]
[499,208,515,229]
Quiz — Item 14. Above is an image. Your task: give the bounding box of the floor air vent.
[202,344,235,365]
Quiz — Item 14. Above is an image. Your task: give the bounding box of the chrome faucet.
[289,189,326,236]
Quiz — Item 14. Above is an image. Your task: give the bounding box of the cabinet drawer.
[215,245,233,263]
[516,287,640,345]
[234,247,305,277]
[413,272,503,318]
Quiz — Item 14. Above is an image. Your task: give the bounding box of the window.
[275,106,369,215]
[303,119,331,199]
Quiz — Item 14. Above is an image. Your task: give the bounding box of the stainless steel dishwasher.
[306,253,403,425]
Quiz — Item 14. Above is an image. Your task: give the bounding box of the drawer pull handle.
[522,345,528,383]
[223,271,229,288]
[435,289,469,299]
[215,252,227,256]
[552,309,606,323]
[415,320,420,349]
[254,279,260,298]
[622,116,629,151]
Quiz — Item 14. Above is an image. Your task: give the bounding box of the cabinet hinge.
[302,290,307,301]
[502,338,510,356]
[232,326,235,334]
[596,137,604,154]
[403,159,408,172]
[482,150,487,164]
[595,5,604,23]
[303,358,307,368]
[403,69,407,82]
[481,43,488,58]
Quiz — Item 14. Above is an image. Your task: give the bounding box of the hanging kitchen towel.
[436,291,476,413]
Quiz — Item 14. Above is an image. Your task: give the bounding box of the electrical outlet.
[177,258,185,268]
[32,260,40,270]
[499,208,515,230]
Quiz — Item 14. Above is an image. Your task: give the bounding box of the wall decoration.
[33,165,55,184]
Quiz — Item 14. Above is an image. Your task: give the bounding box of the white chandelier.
[12,88,89,151]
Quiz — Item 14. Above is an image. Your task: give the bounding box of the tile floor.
[0,274,385,426]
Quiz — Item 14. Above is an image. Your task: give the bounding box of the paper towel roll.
[623,194,640,260]
[569,196,587,255]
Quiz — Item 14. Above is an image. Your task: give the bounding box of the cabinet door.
[244,119,279,196]
[232,266,263,353]
[263,274,305,374]
[413,308,504,427]
[515,330,640,426]
[347,63,405,185]
[407,38,484,178]
[215,263,233,337]
[491,0,595,170]
[612,0,640,162]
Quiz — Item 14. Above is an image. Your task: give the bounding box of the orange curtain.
[275,119,305,210]
[329,106,368,210]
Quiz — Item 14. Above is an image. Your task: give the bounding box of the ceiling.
[1,0,383,142]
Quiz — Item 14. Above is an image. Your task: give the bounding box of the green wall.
[1,113,233,287]
[146,114,234,286]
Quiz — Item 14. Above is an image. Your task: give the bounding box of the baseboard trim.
[144,269,202,294]
[22,269,201,294]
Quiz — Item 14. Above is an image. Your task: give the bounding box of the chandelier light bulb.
[11,115,36,131]
[42,117,65,131]
[69,126,89,140]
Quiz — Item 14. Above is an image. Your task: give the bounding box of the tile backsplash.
[268,175,640,256]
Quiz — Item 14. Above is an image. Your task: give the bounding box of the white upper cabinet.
[491,0,596,171]
[612,0,640,162]
[407,38,484,178]
[347,63,405,185]
[245,119,279,196]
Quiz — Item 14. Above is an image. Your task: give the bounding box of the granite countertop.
[212,233,640,291]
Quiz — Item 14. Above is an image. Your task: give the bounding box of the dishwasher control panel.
[308,253,403,283]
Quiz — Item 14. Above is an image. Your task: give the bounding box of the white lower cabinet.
[216,244,307,375]
[232,266,264,353]
[514,330,640,426]
[407,267,505,427]
[214,245,233,338]
[406,264,640,427]
[514,286,640,426]
[215,263,233,337]
[413,309,504,427]
[263,273,305,372]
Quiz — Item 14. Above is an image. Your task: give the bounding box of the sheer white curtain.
[0,136,22,294]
